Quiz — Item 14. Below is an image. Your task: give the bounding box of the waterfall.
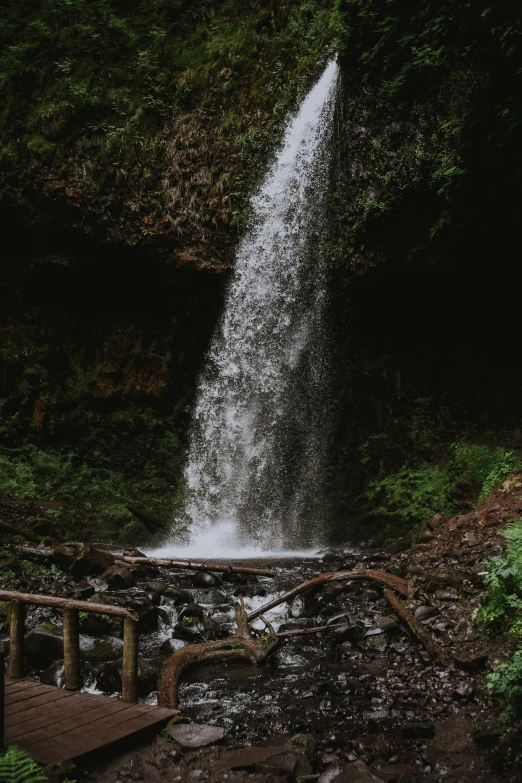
[163,59,339,557]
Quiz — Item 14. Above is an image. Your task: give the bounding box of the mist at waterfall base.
[152,60,339,560]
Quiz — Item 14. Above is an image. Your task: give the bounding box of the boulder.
[24,624,63,669]
[178,603,205,622]
[70,544,114,579]
[169,723,225,749]
[79,635,123,663]
[192,571,222,588]
[92,591,158,633]
[96,656,157,697]
[100,564,136,590]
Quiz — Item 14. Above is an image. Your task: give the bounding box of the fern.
[0,746,47,783]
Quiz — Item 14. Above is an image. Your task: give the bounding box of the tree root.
[247,569,408,621]
[158,600,278,709]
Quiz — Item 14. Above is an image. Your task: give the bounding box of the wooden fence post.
[9,601,24,680]
[122,617,138,703]
[63,607,80,691]
[0,641,5,750]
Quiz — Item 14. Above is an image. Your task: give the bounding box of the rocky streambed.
[1,489,521,782]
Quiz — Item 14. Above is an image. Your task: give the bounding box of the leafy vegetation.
[361,443,520,537]
[0,746,47,783]
[0,0,336,257]
[474,518,522,760]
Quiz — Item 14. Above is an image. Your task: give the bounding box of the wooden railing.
[0,588,141,745]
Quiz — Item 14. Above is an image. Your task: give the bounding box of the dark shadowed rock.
[40,660,65,687]
[401,723,435,739]
[169,723,225,748]
[70,544,114,578]
[79,634,123,663]
[92,591,158,633]
[178,603,205,622]
[24,624,63,668]
[101,564,136,590]
[455,654,489,672]
[414,605,440,622]
[96,656,157,697]
[254,750,312,777]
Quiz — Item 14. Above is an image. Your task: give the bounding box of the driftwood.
[117,555,273,577]
[126,504,167,532]
[0,589,138,621]
[276,622,348,639]
[158,600,279,709]
[384,589,449,664]
[247,569,408,621]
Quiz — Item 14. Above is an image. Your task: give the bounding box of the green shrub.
[451,444,520,502]
[478,519,522,725]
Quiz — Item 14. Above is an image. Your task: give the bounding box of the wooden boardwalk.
[3,679,179,764]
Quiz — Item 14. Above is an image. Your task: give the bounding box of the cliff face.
[0,1,336,540]
[0,0,335,270]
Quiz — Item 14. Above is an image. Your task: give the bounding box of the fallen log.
[117,555,273,577]
[247,569,408,621]
[384,589,449,665]
[158,600,278,709]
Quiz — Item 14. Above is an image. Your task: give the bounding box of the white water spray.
[156,60,339,558]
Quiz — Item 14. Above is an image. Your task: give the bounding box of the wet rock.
[71,582,96,600]
[40,660,65,687]
[169,723,225,748]
[192,571,222,587]
[160,637,187,654]
[289,596,306,618]
[198,589,228,604]
[101,564,136,590]
[254,749,312,777]
[371,616,398,635]
[164,585,192,605]
[124,548,147,558]
[79,614,121,637]
[178,603,205,622]
[414,606,440,622]
[79,634,123,663]
[214,744,292,773]
[326,610,351,626]
[358,633,387,653]
[93,591,158,633]
[278,619,315,633]
[24,623,63,669]
[318,763,344,783]
[97,656,157,697]
[70,544,114,579]
[172,620,205,642]
[454,681,475,698]
[87,577,109,592]
[329,760,382,782]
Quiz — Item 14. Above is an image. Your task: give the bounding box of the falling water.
[160,60,339,557]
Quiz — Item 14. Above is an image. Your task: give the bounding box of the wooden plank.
[6,687,75,717]
[28,705,178,764]
[7,692,99,728]
[7,699,134,744]
[5,680,47,694]
[5,684,55,705]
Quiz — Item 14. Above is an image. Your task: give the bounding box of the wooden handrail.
[0,590,140,703]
